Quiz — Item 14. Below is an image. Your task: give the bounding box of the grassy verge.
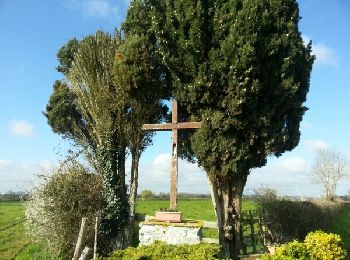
[330,202,350,260]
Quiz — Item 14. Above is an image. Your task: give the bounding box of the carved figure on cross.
[142,98,202,210]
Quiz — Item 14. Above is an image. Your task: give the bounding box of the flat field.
[2,199,349,259]
[0,199,254,259]
[0,201,31,259]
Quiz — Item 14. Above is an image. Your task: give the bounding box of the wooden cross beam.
[142,98,202,211]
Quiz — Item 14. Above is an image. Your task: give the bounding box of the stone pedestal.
[139,220,203,245]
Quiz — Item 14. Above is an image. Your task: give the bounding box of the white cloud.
[276,156,307,174]
[246,155,318,197]
[302,35,339,67]
[9,120,34,138]
[305,139,329,152]
[0,160,57,192]
[64,0,124,20]
[137,154,209,194]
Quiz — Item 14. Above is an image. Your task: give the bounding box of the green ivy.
[103,241,227,260]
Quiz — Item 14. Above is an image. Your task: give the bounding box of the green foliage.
[44,80,86,142]
[104,241,226,260]
[330,203,350,256]
[262,231,347,260]
[305,230,347,260]
[67,31,131,246]
[25,162,106,258]
[152,0,314,176]
[140,189,155,200]
[46,12,171,247]
[56,38,79,75]
[261,240,310,260]
[150,2,314,255]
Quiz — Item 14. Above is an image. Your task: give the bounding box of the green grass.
[136,198,257,221]
[4,199,349,259]
[15,243,56,260]
[0,201,32,260]
[330,202,350,260]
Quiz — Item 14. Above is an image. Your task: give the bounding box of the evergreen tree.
[151,0,314,258]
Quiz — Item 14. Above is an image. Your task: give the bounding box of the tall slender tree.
[150,0,314,258]
[67,31,129,249]
[114,0,171,240]
[45,7,170,248]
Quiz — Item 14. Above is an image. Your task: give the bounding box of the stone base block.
[139,220,203,246]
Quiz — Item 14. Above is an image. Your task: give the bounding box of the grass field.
[0,199,255,259]
[136,198,257,221]
[1,199,349,259]
[0,201,31,259]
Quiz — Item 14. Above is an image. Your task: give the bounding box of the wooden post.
[72,217,87,260]
[93,216,99,260]
[239,223,247,255]
[249,210,256,254]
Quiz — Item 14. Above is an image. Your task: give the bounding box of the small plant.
[261,231,347,260]
[261,240,310,260]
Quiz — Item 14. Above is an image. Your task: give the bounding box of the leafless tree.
[312,148,349,200]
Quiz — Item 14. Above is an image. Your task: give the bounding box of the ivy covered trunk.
[209,174,247,259]
[96,142,129,250]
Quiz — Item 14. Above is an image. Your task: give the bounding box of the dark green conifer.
[151,0,314,258]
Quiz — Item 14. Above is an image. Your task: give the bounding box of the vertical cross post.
[170,99,178,211]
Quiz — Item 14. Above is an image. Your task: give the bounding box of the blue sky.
[0,0,349,197]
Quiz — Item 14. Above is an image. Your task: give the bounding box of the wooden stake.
[72,217,87,260]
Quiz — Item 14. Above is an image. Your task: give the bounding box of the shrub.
[25,162,106,259]
[254,188,344,243]
[261,231,347,260]
[104,241,226,260]
[261,240,310,260]
[305,230,347,260]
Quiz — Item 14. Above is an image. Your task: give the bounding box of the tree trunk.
[209,174,247,260]
[124,148,140,245]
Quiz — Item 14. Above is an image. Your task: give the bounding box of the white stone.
[139,222,202,246]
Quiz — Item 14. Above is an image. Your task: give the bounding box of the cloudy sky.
[0,0,349,197]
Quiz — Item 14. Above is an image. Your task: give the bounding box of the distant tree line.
[138,189,211,199]
[0,191,28,201]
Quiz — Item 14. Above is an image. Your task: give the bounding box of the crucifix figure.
[142,98,202,210]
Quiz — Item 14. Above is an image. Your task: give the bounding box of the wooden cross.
[142,98,202,210]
